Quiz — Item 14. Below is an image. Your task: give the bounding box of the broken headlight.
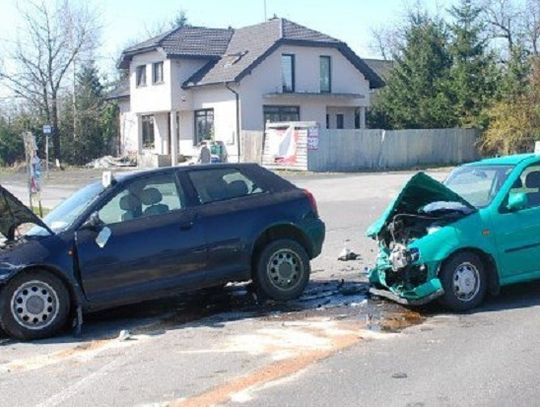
[389,245,420,271]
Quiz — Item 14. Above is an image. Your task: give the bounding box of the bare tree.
[480,0,523,54]
[0,0,99,163]
[523,0,540,55]
[370,25,402,60]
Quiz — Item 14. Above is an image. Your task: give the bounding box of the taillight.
[303,189,319,217]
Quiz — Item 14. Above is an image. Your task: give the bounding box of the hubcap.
[452,262,480,302]
[267,249,303,290]
[10,280,59,330]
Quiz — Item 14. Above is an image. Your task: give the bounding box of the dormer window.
[136,65,146,87]
[224,51,248,68]
[281,54,295,93]
[152,62,164,84]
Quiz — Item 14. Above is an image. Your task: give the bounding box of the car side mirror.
[507,192,528,212]
[81,212,103,231]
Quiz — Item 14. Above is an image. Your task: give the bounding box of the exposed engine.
[380,201,474,273]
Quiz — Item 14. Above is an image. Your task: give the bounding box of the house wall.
[239,44,371,131]
[170,58,209,111]
[326,106,356,129]
[130,50,172,113]
[154,113,170,155]
[118,98,138,155]
[179,85,238,160]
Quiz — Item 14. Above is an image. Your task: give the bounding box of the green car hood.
[366,172,476,238]
[0,184,53,240]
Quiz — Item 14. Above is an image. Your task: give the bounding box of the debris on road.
[117,330,133,341]
[338,247,360,261]
[85,155,136,169]
[392,372,408,379]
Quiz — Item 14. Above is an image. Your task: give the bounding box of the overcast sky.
[1,0,456,79]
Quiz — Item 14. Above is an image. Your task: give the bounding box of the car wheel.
[0,271,70,340]
[439,252,487,311]
[255,239,310,301]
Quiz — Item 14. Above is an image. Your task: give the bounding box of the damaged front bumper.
[368,248,445,306]
[369,280,444,306]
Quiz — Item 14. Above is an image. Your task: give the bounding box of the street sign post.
[43,124,51,178]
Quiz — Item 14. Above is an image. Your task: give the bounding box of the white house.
[110,18,384,165]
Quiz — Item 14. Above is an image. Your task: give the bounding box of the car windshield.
[444,165,514,208]
[26,182,104,236]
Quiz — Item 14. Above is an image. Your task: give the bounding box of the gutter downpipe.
[226,82,241,163]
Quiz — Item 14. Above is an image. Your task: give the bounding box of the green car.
[368,153,540,311]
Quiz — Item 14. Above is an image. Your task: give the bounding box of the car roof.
[465,153,540,167]
[114,163,260,182]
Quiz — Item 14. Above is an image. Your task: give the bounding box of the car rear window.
[188,168,266,204]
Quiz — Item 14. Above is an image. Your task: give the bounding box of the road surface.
[2,168,539,407]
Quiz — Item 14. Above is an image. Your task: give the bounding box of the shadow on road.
[384,279,540,318]
[0,279,369,346]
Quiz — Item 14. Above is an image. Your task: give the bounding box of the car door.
[185,167,269,282]
[75,172,207,305]
[493,165,540,279]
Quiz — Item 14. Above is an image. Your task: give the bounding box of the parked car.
[0,164,324,339]
[368,153,540,311]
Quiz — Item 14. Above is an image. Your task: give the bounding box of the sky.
[1,0,457,78]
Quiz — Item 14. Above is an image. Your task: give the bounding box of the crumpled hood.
[0,184,53,240]
[366,172,476,238]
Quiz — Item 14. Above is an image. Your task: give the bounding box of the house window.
[320,56,331,93]
[263,105,300,125]
[152,62,164,84]
[136,65,146,87]
[141,115,155,149]
[281,54,295,93]
[326,114,330,129]
[336,114,344,129]
[194,109,214,145]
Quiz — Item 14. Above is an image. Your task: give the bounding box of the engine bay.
[378,201,474,276]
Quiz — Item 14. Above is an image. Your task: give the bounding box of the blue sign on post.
[43,124,52,135]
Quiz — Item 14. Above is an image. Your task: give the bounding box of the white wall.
[326,106,356,129]
[130,50,172,113]
[118,98,138,155]
[179,85,238,159]
[153,113,169,155]
[170,58,209,111]
[239,44,371,131]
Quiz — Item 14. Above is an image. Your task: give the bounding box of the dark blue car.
[0,164,325,339]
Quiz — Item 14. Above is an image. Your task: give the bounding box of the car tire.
[254,239,310,301]
[0,271,70,340]
[439,252,487,312]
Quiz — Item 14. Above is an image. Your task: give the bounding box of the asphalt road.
[3,168,540,406]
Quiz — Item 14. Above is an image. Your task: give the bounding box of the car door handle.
[179,221,194,231]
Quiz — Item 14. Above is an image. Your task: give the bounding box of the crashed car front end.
[367,173,477,305]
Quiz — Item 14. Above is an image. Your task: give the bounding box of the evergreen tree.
[370,11,456,129]
[501,43,531,98]
[448,0,499,127]
[60,63,118,165]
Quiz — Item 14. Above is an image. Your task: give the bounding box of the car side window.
[98,174,185,225]
[188,168,266,204]
[509,165,540,209]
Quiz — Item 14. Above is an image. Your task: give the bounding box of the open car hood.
[366,172,476,238]
[0,184,53,240]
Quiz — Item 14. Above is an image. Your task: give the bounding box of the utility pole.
[264,0,267,21]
